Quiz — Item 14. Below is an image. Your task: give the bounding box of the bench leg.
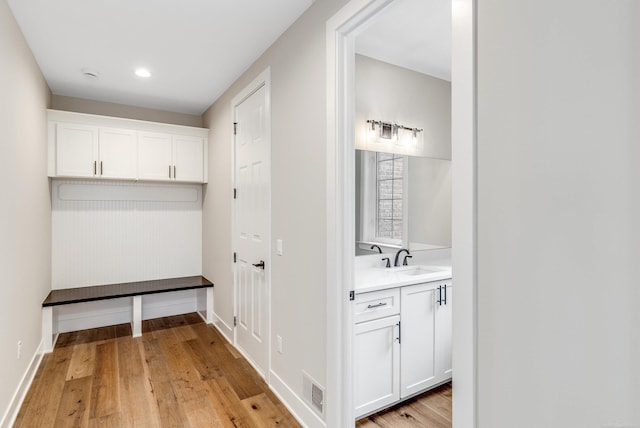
[132,295,142,337]
[42,306,54,353]
[206,287,214,324]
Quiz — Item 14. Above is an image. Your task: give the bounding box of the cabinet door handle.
[100,161,103,176]
[396,321,401,344]
[94,160,97,175]
[367,302,387,309]
[443,284,447,305]
[169,165,172,179]
[173,165,176,179]
[437,285,442,305]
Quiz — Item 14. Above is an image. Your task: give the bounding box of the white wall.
[477,1,640,427]
[0,0,51,423]
[202,0,350,424]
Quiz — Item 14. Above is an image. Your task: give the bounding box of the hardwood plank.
[241,392,301,428]
[182,396,228,428]
[205,377,254,428]
[56,330,81,348]
[66,342,96,380]
[117,337,162,427]
[89,341,120,419]
[53,376,92,427]
[140,336,189,426]
[190,323,264,400]
[88,412,122,428]
[225,342,243,359]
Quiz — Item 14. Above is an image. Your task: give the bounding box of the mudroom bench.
[41,275,214,353]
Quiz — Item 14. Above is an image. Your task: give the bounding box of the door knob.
[253,260,265,269]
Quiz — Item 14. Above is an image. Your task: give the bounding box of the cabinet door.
[98,127,137,179]
[138,132,173,181]
[173,135,204,182]
[56,123,98,178]
[400,283,437,398]
[354,315,400,418]
[436,283,453,382]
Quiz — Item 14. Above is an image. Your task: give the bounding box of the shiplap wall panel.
[52,180,202,289]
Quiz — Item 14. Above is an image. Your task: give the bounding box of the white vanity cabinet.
[354,279,452,418]
[400,280,452,398]
[138,132,205,182]
[55,123,137,179]
[354,288,401,417]
[48,110,208,183]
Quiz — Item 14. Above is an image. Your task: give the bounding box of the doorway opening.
[326,0,476,427]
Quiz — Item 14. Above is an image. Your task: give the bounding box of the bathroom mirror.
[355,150,451,255]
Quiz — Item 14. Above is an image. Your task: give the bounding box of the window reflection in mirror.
[356,150,451,256]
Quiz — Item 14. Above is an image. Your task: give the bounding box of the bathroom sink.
[395,266,445,276]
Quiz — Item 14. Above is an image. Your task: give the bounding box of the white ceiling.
[356,0,451,81]
[7,0,314,115]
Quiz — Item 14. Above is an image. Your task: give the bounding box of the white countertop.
[355,248,452,294]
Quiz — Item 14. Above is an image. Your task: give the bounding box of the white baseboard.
[269,370,326,428]
[211,312,233,342]
[0,340,45,428]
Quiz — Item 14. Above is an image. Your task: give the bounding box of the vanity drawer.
[354,288,400,323]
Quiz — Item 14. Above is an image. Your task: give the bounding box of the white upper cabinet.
[138,132,174,181]
[48,110,208,183]
[98,127,137,179]
[173,135,204,182]
[138,132,205,182]
[55,124,136,179]
[55,123,98,178]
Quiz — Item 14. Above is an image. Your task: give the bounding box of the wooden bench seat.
[42,275,213,353]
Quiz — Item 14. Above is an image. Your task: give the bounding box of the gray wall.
[355,54,451,160]
[51,95,203,127]
[202,0,350,420]
[477,1,640,426]
[0,0,52,420]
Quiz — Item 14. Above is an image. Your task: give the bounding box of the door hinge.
[233,316,237,327]
[233,252,237,263]
[233,188,237,199]
[233,122,238,135]
[349,290,355,301]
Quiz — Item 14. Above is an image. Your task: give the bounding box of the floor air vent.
[302,371,325,417]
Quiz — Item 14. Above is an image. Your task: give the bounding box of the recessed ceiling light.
[135,68,152,78]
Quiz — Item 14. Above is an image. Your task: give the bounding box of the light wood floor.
[356,382,452,428]
[14,313,301,427]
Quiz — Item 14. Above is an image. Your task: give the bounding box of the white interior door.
[234,81,270,377]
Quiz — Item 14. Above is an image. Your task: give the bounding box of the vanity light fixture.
[366,119,423,144]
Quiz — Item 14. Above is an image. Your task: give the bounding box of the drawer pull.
[367,302,387,309]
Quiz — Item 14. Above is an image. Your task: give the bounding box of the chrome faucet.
[393,248,410,267]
